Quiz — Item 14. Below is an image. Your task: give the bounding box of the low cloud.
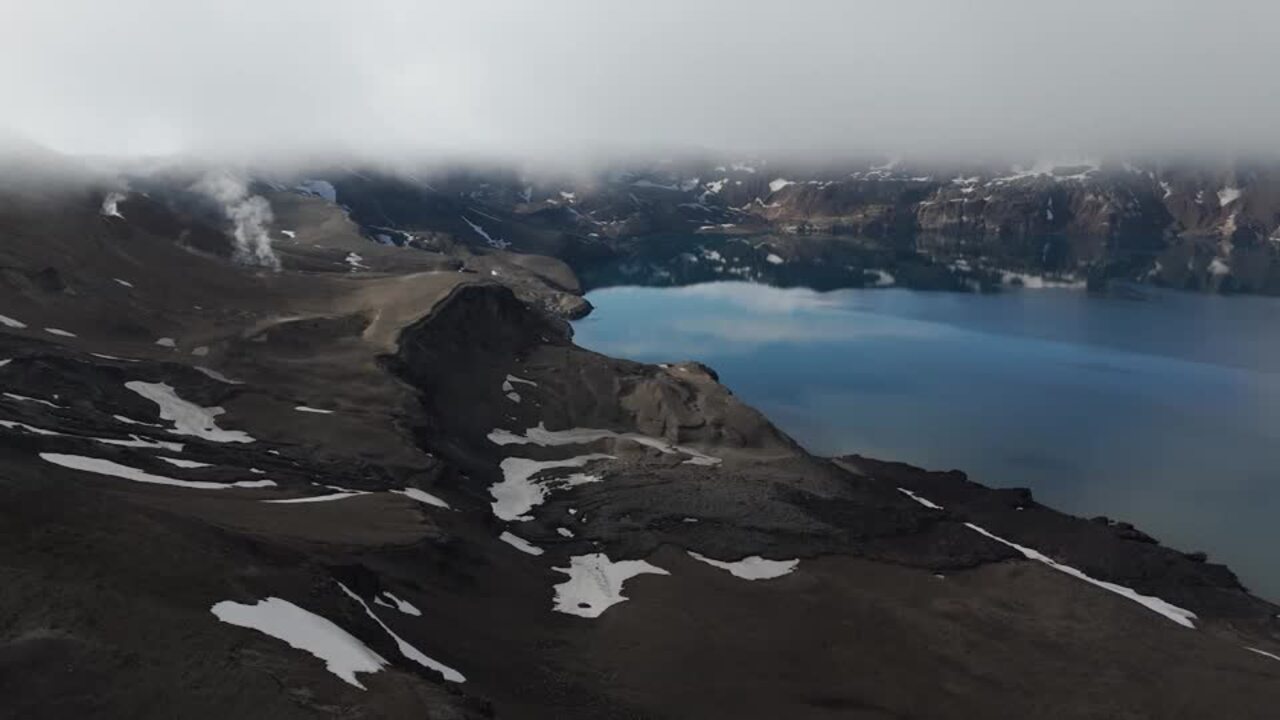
[3,1,1278,163]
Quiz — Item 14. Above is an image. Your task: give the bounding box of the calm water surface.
[573,283,1280,600]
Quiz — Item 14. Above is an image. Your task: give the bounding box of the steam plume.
[192,172,279,269]
[100,192,126,219]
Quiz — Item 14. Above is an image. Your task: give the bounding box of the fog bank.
[3,1,1278,163]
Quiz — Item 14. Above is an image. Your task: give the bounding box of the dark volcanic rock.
[840,454,1280,628]
[0,174,1278,719]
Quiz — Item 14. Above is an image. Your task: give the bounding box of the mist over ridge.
[3,0,1279,167]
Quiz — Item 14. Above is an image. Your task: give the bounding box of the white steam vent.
[100,192,126,219]
[192,172,280,269]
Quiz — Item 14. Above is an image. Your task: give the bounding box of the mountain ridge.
[116,155,1279,296]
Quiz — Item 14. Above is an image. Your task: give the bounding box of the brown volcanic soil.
[0,180,1277,719]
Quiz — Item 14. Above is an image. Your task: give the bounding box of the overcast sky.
[3,0,1278,163]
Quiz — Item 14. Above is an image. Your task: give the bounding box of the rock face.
[1,166,1279,718]
[262,158,1280,295]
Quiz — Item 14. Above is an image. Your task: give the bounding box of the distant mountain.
[231,157,1280,295]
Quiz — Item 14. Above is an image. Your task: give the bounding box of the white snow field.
[125,381,254,442]
[499,531,545,556]
[489,422,719,466]
[211,597,387,689]
[40,453,275,490]
[687,551,798,580]
[489,454,613,521]
[552,553,670,618]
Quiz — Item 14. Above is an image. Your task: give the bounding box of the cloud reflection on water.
[586,282,948,358]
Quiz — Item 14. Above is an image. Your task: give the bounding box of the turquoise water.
[573,283,1280,600]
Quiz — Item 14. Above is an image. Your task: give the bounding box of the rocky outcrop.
[389,283,797,455]
[841,455,1280,628]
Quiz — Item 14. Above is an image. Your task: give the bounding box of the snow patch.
[0,315,27,329]
[91,353,138,362]
[631,179,680,191]
[155,337,176,348]
[898,487,943,509]
[501,374,538,402]
[765,253,784,265]
[266,491,367,504]
[0,419,62,436]
[490,454,613,521]
[1217,187,1242,207]
[114,278,134,288]
[336,583,465,683]
[488,422,720,467]
[461,216,510,249]
[1246,647,1280,663]
[552,553,669,618]
[40,453,273,490]
[7,414,191,450]
[194,366,242,385]
[158,456,212,468]
[295,406,335,415]
[3,392,62,409]
[91,433,185,452]
[768,178,794,193]
[992,159,1100,185]
[391,487,451,509]
[499,530,544,556]
[373,592,421,617]
[44,328,76,338]
[1000,271,1086,289]
[869,270,895,287]
[211,597,385,689]
[125,381,254,443]
[687,551,798,580]
[964,522,1197,628]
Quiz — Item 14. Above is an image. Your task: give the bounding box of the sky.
[2,0,1278,163]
